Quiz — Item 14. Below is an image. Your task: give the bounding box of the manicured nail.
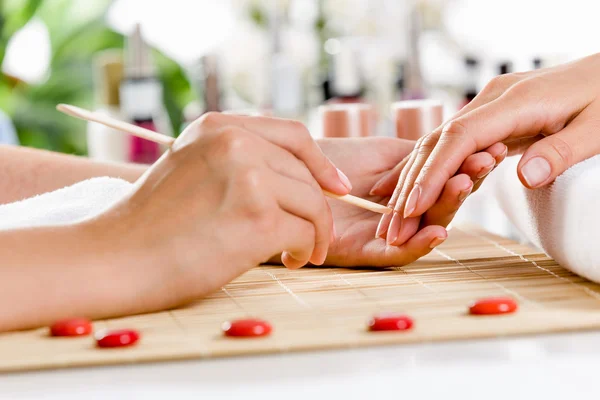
[476,163,495,179]
[429,236,447,249]
[458,184,473,202]
[403,184,421,218]
[386,212,402,245]
[496,146,508,163]
[370,172,392,196]
[337,168,353,191]
[521,157,551,187]
[375,212,393,238]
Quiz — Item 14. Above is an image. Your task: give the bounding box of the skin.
[0,114,497,332]
[379,53,600,243]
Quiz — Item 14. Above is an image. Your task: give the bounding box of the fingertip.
[282,251,307,269]
[336,168,353,192]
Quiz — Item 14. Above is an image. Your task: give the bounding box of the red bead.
[469,297,518,315]
[95,329,140,348]
[368,314,414,332]
[50,318,93,337]
[222,319,272,338]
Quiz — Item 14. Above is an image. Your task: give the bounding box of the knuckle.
[197,111,224,128]
[213,128,249,159]
[546,136,574,168]
[235,168,271,218]
[483,73,517,94]
[505,79,536,101]
[417,133,439,153]
[442,119,468,138]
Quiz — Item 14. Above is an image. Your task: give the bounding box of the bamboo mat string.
[460,228,600,302]
[432,248,537,307]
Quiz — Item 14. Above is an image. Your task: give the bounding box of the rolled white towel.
[0,177,132,230]
[491,154,600,282]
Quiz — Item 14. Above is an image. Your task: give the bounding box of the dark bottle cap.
[533,57,542,69]
[465,56,479,67]
[498,62,512,75]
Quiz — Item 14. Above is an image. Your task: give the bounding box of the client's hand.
[318,137,506,266]
[98,113,352,311]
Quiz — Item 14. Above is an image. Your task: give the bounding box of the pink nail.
[403,184,421,218]
[375,212,393,239]
[429,236,447,249]
[370,174,388,196]
[458,184,473,203]
[476,163,495,179]
[337,168,353,191]
[386,212,402,245]
[521,157,551,187]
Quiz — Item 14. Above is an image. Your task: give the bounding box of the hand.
[100,113,352,311]
[318,137,506,266]
[385,53,600,229]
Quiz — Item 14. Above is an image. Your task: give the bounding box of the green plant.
[0,0,192,154]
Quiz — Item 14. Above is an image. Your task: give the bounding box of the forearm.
[0,145,146,204]
[0,219,165,331]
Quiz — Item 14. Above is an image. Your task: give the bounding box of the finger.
[262,139,336,246]
[278,213,316,270]
[199,112,353,195]
[275,172,333,266]
[457,152,496,182]
[421,174,473,228]
[380,226,448,266]
[471,142,508,192]
[517,104,600,188]
[369,151,411,196]
[505,135,544,156]
[375,142,421,240]
[401,77,587,219]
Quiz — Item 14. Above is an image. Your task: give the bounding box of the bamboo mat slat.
[2,225,600,373]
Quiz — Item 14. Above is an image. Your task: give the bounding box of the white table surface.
[2,329,600,400]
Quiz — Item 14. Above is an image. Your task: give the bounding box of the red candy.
[50,318,93,337]
[95,329,140,348]
[469,297,518,315]
[368,314,414,332]
[222,319,272,338]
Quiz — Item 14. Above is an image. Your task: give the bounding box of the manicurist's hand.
[385,53,600,229]
[317,137,506,266]
[0,112,352,331]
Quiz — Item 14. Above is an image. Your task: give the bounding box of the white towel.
[491,154,600,283]
[0,177,133,230]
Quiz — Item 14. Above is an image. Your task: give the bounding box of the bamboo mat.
[3,225,600,373]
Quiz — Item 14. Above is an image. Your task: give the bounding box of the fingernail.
[458,184,473,202]
[375,212,393,239]
[429,236,447,249]
[521,157,551,187]
[386,212,402,245]
[369,172,389,196]
[476,163,495,179]
[403,184,421,218]
[497,146,508,163]
[337,168,353,191]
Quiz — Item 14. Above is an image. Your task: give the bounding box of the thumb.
[517,105,600,188]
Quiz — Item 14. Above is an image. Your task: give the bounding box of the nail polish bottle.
[498,61,513,75]
[119,24,163,164]
[319,103,374,138]
[391,99,443,140]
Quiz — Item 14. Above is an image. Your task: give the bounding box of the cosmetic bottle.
[119,24,163,164]
[86,50,128,162]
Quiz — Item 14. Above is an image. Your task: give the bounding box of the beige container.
[319,103,375,138]
[391,99,443,140]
